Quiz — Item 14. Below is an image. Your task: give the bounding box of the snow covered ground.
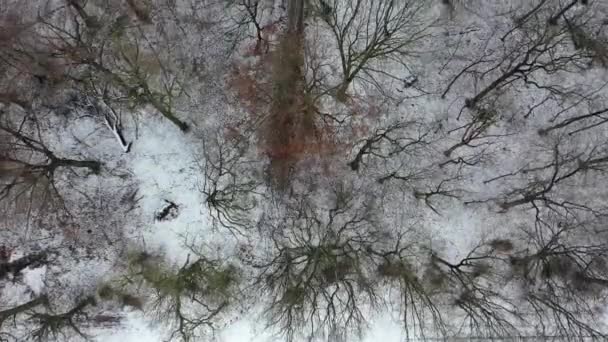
[2,0,608,341]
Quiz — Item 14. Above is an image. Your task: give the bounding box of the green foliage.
[127,251,238,301]
[422,262,447,294]
[541,257,573,280]
[568,25,608,66]
[470,262,491,278]
[283,286,306,305]
[97,283,143,310]
[319,257,353,283]
[110,15,130,39]
[203,264,239,297]
[488,239,514,252]
[377,259,416,282]
[119,294,144,310]
[475,106,498,124]
[97,284,115,300]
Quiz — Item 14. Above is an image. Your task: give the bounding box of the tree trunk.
[146,94,189,132]
[0,252,47,279]
[287,0,304,34]
[336,81,350,102]
[0,296,47,325]
[53,158,102,174]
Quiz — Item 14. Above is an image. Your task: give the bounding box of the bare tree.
[225,0,271,53]
[539,106,608,136]
[27,296,97,342]
[510,217,608,338]
[443,0,604,117]
[443,104,514,159]
[0,296,48,330]
[428,213,608,339]
[31,1,191,131]
[348,121,430,172]
[487,138,608,215]
[0,250,47,280]
[252,181,443,341]
[0,109,101,228]
[201,130,262,237]
[252,191,377,341]
[124,250,239,341]
[0,285,103,341]
[430,240,521,337]
[311,0,434,100]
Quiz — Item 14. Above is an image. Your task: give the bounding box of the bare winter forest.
[1,0,608,341]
